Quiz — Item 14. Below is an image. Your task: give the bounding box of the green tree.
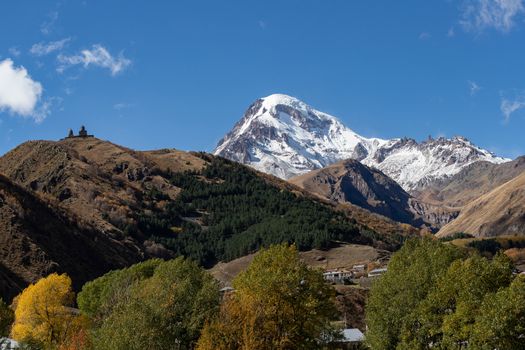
[398,252,513,349]
[197,244,338,350]
[77,258,162,323]
[0,298,14,337]
[470,275,525,350]
[365,238,463,350]
[91,257,220,350]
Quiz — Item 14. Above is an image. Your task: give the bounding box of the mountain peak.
[214,95,509,190]
[214,94,371,179]
[261,93,304,106]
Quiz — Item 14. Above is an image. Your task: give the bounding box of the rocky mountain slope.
[290,159,423,226]
[437,171,525,238]
[214,94,508,191]
[290,159,458,229]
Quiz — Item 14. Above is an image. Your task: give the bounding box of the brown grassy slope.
[0,174,142,301]
[0,138,209,300]
[413,157,525,208]
[0,137,206,237]
[437,172,525,237]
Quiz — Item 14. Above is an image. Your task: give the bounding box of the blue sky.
[1,0,525,158]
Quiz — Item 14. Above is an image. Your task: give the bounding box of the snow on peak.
[214,95,510,191]
[261,93,306,109]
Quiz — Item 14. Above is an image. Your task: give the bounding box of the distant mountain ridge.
[214,94,509,191]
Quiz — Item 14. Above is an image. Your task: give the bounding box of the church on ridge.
[65,126,94,139]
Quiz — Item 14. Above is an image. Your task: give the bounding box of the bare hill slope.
[0,174,142,301]
[438,171,525,238]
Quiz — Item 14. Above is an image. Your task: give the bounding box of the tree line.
[0,245,341,350]
[2,238,524,349]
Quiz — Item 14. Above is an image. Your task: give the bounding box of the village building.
[326,328,365,349]
[323,269,353,284]
[340,328,365,347]
[368,267,388,278]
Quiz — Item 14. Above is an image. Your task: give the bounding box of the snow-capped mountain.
[214,94,509,191]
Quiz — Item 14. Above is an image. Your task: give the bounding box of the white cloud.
[114,102,133,118]
[258,20,267,29]
[57,45,131,76]
[8,47,21,57]
[448,27,456,37]
[0,59,44,121]
[501,97,525,122]
[31,98,53,124]
[41,11,58,35]
[461,0,525,33]
[30,38,71,56]
[468,80,481,95]
[419,32,431,40]
[113,102,132,111]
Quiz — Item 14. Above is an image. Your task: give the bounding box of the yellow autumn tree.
[11,273,83,349]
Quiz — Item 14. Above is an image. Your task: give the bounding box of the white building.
[341,328,365,343]
[323,269,353,283]
[368,267,387,277]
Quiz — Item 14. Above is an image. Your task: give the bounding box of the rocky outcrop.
[290,159,461,230]
[408,200,459,228]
